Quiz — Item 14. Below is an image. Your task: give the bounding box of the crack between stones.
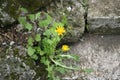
[81,0,89,33]
[84,7,88,33]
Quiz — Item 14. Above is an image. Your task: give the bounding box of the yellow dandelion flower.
[55,26,66,36]
[62,45,70,52]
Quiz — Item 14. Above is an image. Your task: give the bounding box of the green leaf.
[35,47,44,56]
[59,54,79,61]
[28,14,35,21]
[46,13,52,22]
[59,54,75,59]
[43,30,51,36]
[41,57,46,64]
[19,7,28,13]
[40,51,45,56]
[42,38,55,55]
[46,59,50,66]
[39,50,44,56]
[27,37,33,46]
[46,65,54,78]
[55,67,66,74]
[47,39,53,45]
[35,47,40,52]
[31,54,38,60]
[50,57,79,70]
[46,66,53,72]
[25,23,33,31]
[27,47,35,56]
[38,13,52,27]
[72,54,80,61]
[35,34,41,41]
[38,20,50,27]
[61,15,68,25]
[18,17,27,26]
[35,12,40,19]
[53,22,64,28]
[52,36,60,43]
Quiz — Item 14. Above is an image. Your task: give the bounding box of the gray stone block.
[88,0,120,34]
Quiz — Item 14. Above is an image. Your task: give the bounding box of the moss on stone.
[0,0,53,26]
[16,0,52,12]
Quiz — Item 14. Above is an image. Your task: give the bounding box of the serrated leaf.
[35,34,41,41]
[59,54,79,61]
[25,23,33,31]
[50,57,78,70]
[59,54,75,59]
[27,47,35,56]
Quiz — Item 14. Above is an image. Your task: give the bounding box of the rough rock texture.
[87,0,120,34]
[70,34,120,80]
[0,0,85,42]
[0,46,47,80]
[0,0,18,27]
[16,0,52,12]
[47,0,85,43]
[0,0,52,27]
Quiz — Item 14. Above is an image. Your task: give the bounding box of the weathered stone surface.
[0,46,47,80]
[69,34,120,80]
[0,0,52,27]
[16,0,53,12]
[47,0,85,43]
[0,0,18,27]
[63,27,84,43]
[88,0,120,34]
[0,0,85,42]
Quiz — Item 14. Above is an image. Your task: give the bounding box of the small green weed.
[18,8,90,80]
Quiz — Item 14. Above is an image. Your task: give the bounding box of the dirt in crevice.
[0,25,28,52]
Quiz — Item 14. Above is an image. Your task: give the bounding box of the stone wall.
[0,0,120,34]
[87,0,120,34]
[0,0,86,43]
